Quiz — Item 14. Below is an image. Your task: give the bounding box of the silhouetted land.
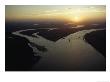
[84,30,106,57]
[19,22,105,42]
[5,32,41,71]
[20,28,78,41]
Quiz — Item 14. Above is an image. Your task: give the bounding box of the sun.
[73,16,81,22]
[68,15,82,23]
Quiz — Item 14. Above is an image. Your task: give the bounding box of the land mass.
[84,30,106,57]
[5,32,41,71]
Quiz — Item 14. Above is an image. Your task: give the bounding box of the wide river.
[13,28,105,70]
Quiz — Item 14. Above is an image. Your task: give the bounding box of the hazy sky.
[5,5,106,22]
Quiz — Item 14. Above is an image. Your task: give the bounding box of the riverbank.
[5,32,40,71]
[84,30,106,57]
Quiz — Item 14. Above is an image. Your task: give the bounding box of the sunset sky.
[5,5,106,23]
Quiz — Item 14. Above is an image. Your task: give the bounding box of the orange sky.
[6,5,106,23]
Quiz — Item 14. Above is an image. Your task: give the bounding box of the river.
[12,28,105,71]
